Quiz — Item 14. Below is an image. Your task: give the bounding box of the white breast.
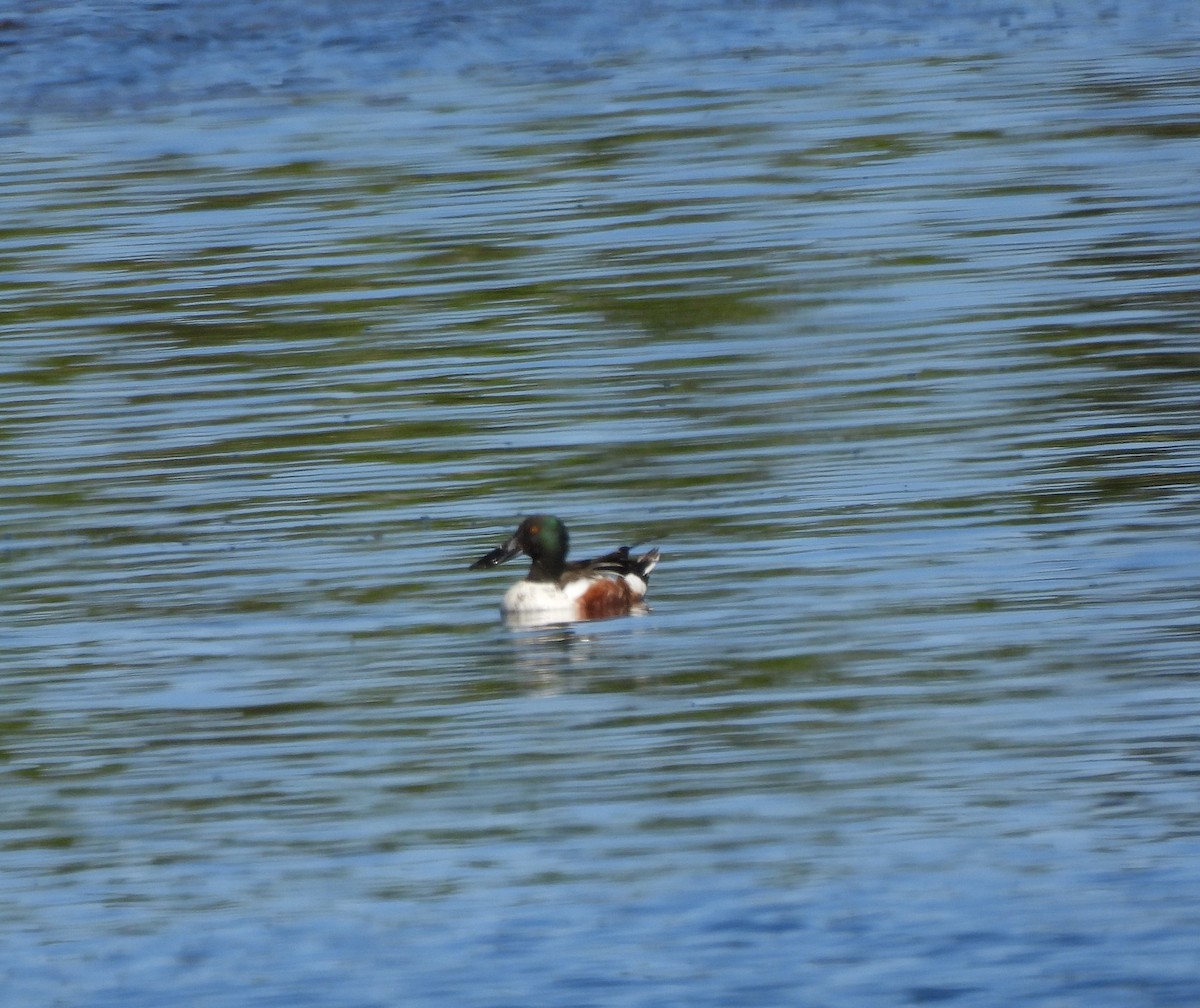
[502,579,582,616]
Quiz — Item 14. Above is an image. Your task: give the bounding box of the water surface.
[3,2,1200,1006]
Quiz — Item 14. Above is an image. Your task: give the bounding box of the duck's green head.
[469,514,569,580]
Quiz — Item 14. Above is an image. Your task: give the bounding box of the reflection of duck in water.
[469,515,660,626]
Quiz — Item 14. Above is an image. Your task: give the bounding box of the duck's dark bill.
[469,537,521,570]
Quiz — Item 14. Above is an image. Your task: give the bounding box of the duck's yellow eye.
[529,524,540,534]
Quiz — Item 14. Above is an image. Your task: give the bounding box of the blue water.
[3,2,1200,1006]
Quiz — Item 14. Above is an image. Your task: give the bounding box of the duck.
[469,515,660,625]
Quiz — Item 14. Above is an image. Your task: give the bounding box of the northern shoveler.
[469,515,660,625]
